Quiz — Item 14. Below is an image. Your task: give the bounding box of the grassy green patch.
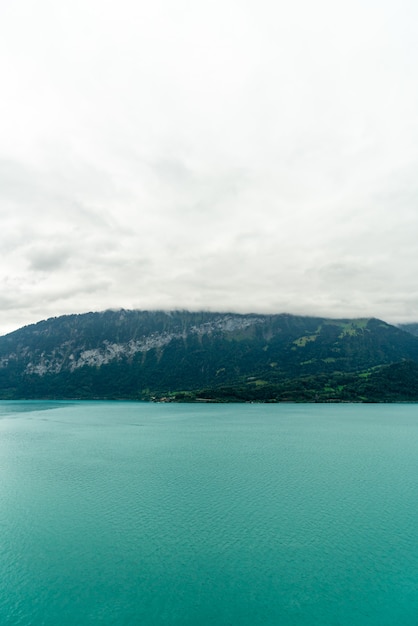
[293,335,318,347]
[335,319,370,338]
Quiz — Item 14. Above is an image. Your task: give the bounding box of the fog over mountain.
[1,0,418,335]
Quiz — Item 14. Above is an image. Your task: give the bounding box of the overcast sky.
[1,0,418,335]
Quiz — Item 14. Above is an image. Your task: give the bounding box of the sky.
[1,0,418,335]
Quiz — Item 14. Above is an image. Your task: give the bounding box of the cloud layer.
[1,0,418,334]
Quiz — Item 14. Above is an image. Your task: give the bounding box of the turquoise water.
[0,402,418,625]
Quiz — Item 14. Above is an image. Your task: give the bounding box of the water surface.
[0,401,417,625]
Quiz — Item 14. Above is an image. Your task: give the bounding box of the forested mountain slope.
[398,323,418,337]
[0,310,418,400]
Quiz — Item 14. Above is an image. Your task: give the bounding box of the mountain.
[1,310,418,401]
[398,323,418,337]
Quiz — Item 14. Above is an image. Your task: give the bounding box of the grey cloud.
[315,262,366,281]
[1,0,418,334]
[27,247,71,272]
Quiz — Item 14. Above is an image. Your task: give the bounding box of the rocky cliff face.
[0,311,264,376]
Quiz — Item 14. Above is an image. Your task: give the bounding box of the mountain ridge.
[1,309,418,401]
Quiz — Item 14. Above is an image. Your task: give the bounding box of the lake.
[0,401,417,625]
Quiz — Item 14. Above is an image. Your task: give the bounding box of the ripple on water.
[1,402,418,625]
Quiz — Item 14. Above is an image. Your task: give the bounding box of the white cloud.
[1,0,418,334]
